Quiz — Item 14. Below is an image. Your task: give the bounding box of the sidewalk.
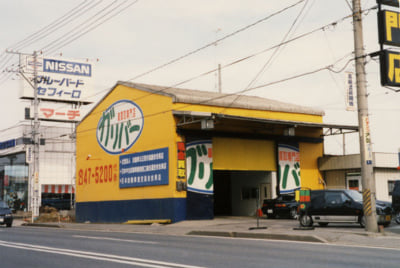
[16,217,400,250]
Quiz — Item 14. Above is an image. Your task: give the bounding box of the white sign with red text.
[28,105,84,122]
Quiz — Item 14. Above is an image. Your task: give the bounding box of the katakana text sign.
[20,55,95,103]
[27,105,83,122]
[380,50,400,87]
[378,10,400,47]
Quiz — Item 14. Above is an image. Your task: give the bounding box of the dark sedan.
[0,200,13,227]
[262,195,298,219]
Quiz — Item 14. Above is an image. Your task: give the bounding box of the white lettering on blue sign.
[119,147,169,188]
[44,59,92,77]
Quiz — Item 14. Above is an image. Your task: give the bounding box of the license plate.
[267,209,273,214]
[386,215,392,221]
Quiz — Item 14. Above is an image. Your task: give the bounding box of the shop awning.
[42,184,75,194]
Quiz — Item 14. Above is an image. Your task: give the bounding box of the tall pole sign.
[377,0,400,87]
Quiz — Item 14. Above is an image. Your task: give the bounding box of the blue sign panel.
[119,147,169,188]
[43,59,92,77]
[0,139,15,150]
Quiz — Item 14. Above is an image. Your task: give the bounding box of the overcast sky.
[1,0,399,156]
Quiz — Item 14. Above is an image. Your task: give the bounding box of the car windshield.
[345,190,363,202]
[0,201,9,209]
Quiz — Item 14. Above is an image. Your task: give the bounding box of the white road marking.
[73,235,158,244]
[0,240,206,268]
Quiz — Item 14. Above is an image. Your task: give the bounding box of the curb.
[22,223,63,228]
[187,230,326,243]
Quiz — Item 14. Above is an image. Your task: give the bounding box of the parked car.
[0,200,13,227]
[392,181,400,224]
[262,195,298,219]
[298,189,392,228]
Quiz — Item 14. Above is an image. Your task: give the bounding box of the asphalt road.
[1,225,400,268]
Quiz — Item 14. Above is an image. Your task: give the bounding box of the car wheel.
[395,212,400,224]
[299,214,313,227]
[289,207,297,219]
[359,216,366,228]
[318,222,329,227]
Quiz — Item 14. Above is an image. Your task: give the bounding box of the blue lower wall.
[76,198,186,223]
[186,191,213,220]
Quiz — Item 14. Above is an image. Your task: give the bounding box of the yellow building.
[75,82,356,223]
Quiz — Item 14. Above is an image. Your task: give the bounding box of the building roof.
[117,81,325,116]
[80,81,357,135]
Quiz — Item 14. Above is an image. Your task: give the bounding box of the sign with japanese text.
[278,143,301,194]
[27,105,83,122]
[20,55,94,103]
[186,140,213,194]
[377,0,399,7]
[177,142,186,179]
[119,147,169,188]
[362,116,373,165]
[380,50,400,87]
[345,72,356,111]
[26,145,33,164]
[378,10,400,47]
[97,99,144,155]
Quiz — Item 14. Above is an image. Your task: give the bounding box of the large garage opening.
[214,170,273,216]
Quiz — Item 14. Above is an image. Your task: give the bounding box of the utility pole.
[32,51,40,220]
[6,50,41,221]
[352,0,378,232]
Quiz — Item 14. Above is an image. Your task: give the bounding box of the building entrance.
[213,170,272,217]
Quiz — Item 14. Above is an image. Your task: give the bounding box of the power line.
[7,0,94,52]
[245,0,310,91]
[0,1,139,86]
[77,55,354,135]
[126,0,306,81]
[0,0,100,65]
[67,9,359,117]
[41,0,130,54]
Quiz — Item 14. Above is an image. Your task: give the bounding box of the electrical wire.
[130,12,356,104]
[41,0,126,53]
[218,0,310,114]
[245,0,310,91]
[126,0,307,81]
[55,7,361,119]
[0,1,139,86]
[76,53,356,135]
[46,0,139,55]
[0,1,102,66]
[7,0,95,52]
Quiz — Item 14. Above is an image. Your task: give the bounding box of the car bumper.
[0,215,13,225]
[377,214,392,224]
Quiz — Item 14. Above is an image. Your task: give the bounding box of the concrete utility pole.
[352,0,378,232]
[32,51,40,220]
[6,50,41,221]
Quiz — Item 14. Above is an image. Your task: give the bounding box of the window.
[388,180,396,196]
[325,192,343,205]
[241,187,258,200]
